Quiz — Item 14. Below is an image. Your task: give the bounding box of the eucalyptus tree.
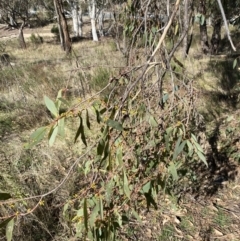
[53,0,72,53]
[67,0,83,37]
[0,0,33,48]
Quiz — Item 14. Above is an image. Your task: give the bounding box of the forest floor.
[0,21,240,241]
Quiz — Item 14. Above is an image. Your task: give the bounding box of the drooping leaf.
[105,179,114,204]
[44,96,58,117]
[58,118,65,137]
[176,140,187,156]
[131,209,142,223]
[49,126,59,147]
[0,193,11,200]
[0,217,14,229]
[173,136,182,161]
[97,139,105,156]
[197,151,208,167]
[233,59,237,69]
[116,146,123,166]
[200,15,205,25]
[106,119,123,131]
[149,115,158,127]
[74,115,87,146]
[142,181,151,193]
[174,22,179,35]
[26,126,48,148]
[99,198,103,220]
[6,218,14,241]
[86,109,91,129]
[57,97,70,107]
[168,162,178,181]
[123,170,131,199]
[83,199,88,232]
[89,204,99,228]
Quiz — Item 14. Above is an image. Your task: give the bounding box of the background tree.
[53,0,72,53]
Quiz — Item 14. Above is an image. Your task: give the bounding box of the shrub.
[30,33,43,45]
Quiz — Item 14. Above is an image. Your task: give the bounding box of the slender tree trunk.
[70,1,80,37]
[78,8,83,37]
[183,0,189,58]
[98,9,104,37]
[54,0,72,54]
[198,0,209,54]
[211,17,221,54]
[89,0,98,41]
[18,22,26,49]
[54,0,64,49]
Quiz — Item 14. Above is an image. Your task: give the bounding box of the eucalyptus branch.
[217,0,236,51]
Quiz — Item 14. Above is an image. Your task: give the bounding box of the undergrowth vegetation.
[1,3,240,241]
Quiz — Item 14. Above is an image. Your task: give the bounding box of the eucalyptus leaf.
[0,193,11,200]
[49,126,58,146]
[6,218,14,241]
[106,119,123,131]
[44,95,58,117]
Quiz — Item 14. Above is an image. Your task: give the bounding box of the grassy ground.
[0,22,240,241]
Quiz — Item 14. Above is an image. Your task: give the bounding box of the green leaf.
[116,146,123,166]
[89,204,99,228]
[86,109,91,129]
[168,162,178,181]
[200,15,205,25]
[105,179,114,204]
[149,115,158,127]
[57,97,70,107]
[123,170,131,199]
[173,136,182,160]
[142,181,151,193]
[44,96,58,117]
[177,140,187,156]
[74,115,87,146]
[63,203,69,220]
[233,59,237,69]
[106,119,123,131]
[186,140,193,152]
[131,209,142,223]
[83,198,88,232]
[97,139,105,156]
[0,217,14,229]
[99,198,103,220]
[6,218,14,241]
[58,118,65,137]
[197,151,208,167]
[0,193,11,200]
[26,126,48,148]
[49,125,58,147]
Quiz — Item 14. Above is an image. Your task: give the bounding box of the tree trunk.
[182,0,189,58]
[54,0,72,54]
[211,17,221,54]
[98,9,104,37]
[78,8,83,37]
[70,0,81,37]
[18,22,26,49]
[89,0,98,41]
[54,0,64,49]
[198,0,209,54]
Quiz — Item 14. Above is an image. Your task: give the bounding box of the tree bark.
[53,0,64,49]
[54,0,72,54]
[18,22,27,49]
[211,17,221,54]
[182,0,189,58]
[198,0,209,54]
[89,0,98,41]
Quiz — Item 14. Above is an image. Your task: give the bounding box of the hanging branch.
[216,0,236,51]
